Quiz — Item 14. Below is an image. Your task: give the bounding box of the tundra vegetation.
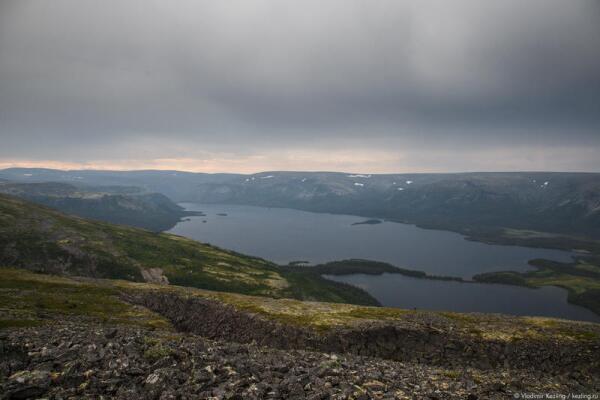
[1,195,600,397]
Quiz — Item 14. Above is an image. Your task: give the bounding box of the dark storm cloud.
[0,0,599,171]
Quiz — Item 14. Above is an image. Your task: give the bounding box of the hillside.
[3,168,599,240]
[1,195,599,396]
[1,268,599,398]
[0,181,193,232]
[0,194,375,306]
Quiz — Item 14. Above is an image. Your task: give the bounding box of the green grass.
[133,277,600,341]
[143,342,172,362]
[0,194,278,287]
[3,267,599,343]
[0,319,41,329]
[278,269,380,306]
[0,267,172,330]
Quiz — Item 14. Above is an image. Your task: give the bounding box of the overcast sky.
[1,0,599,173]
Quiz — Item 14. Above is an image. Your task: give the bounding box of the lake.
[168,203,600,322]
[324,274,600,322]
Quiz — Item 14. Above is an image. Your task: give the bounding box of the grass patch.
[279,269,380,306]
[144,343,172,362]
[0,267,172,330]
[443,370,461,379]
[3,266,598,345]
[0,319,41,329]
[337,307,411,320]
[439,312,479,324]
[524,317,600,341]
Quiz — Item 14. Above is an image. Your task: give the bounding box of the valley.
[2,169,600,320]
[3,3,599,396]
[1,176,600,396]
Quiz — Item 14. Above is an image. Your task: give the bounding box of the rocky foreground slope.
[1,268,599,399]
[4,322,594,400]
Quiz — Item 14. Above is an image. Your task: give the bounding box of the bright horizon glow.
[1,1,599,173]
[2,143,599,175]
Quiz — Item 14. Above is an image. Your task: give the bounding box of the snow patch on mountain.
[348,174,371,178]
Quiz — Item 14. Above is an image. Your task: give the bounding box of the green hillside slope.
[0,194,376,305]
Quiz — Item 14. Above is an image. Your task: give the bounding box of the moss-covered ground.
[2,267,599,344]
[0,267,171,330]
[117,271,600,342]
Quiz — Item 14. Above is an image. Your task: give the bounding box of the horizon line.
[1,166,599,176]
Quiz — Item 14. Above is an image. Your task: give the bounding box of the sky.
[1,0,599,173]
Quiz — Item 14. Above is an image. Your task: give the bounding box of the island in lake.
[352,219,383,226]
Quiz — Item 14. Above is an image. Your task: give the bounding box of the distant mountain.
[0,181,193,231]
[188,171,600,239]
[2,168,599,239]
[0,168,240,201]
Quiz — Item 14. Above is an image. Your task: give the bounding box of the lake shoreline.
[175,201,600,255]
[285,259,465,282]
[287,258,600,318]
[168,202,598,321]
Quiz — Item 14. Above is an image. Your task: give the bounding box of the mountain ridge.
[2,168,599,239]
[0,181,193,231]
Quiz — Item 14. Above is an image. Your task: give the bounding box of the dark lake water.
[325,274,600,322]
[168,203,600,322]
